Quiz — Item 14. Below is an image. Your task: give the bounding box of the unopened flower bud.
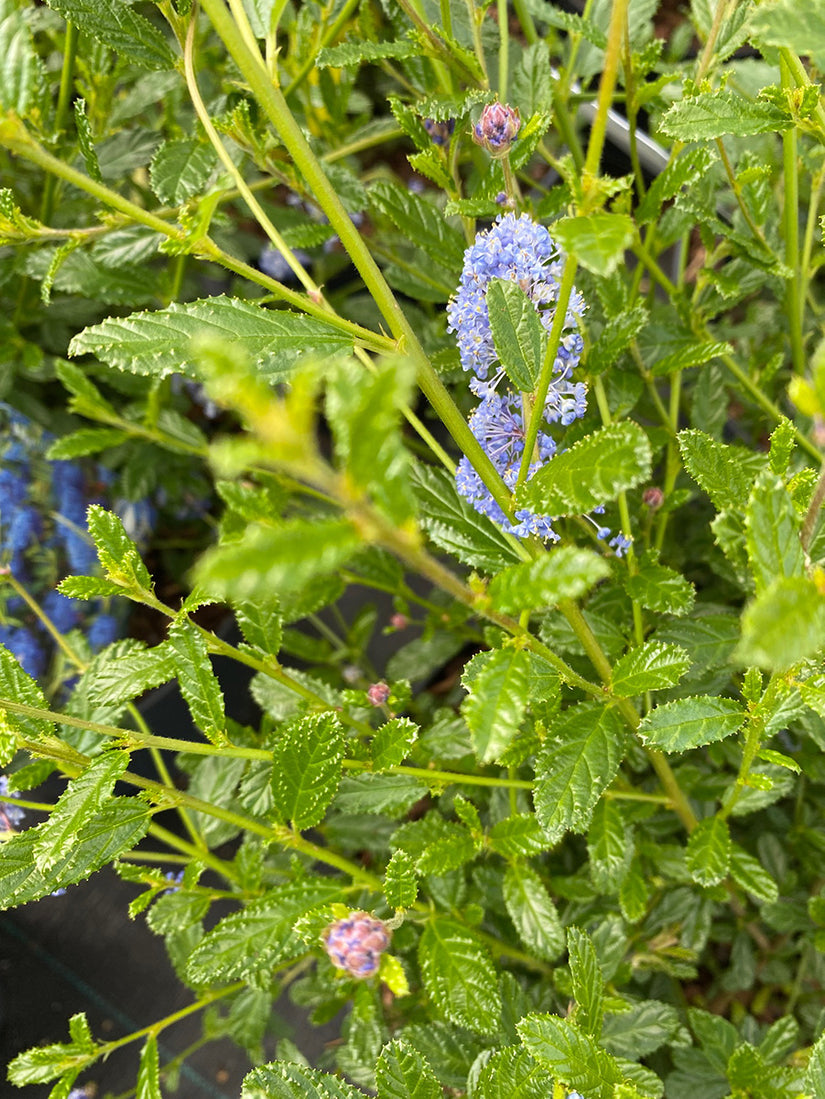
[367,682,391,706]
[473,103,521,157]
[643,486,664,510]
[323,912,391,977]
[390,613,408,630]
[423,118,455,147]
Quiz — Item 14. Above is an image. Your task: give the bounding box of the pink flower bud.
[643,486,665,510]
[390,613,409,630]
[367,682,391,706]
[473,103,521,157]
[323,912,391,977]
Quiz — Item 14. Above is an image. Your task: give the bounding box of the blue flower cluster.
[0,405,130,679]
[447,214,587,541]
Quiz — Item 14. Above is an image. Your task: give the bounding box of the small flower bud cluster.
[367,681,391,706]
[473,103,521,157]
[423,117,455,147]
[323,912,391,977]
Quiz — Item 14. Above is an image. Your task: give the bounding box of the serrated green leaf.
[145,890,210,936]
[334,773,427,816]
[69,296,352,379]
[685,816,731,886]
[82,641,174,708]
[87,505,153,593]
[418,919,500,1035]
[73,98,101,182]
[486,278,546,391]
[167,619,226,744]
[805,1029,825,1095]
[474,1046,553,1099]
[745,469,805,594]
[271,713,344,830]
[552,214,635,277]
[534,703,626,844]
[625,561,695,616]
[587,799,630,892]
[488,814,547,857]
[46,427,130,460]
[637,147,715,224]
[375,1039,441,1099]
[0,643,54,740]
[660,88,790,140]
[515,422,652,516]
[0,0,40,114]
[601,1000,682,1060]
[654,612,739,671]
[503,863,565,963]
[384,849,418,909]
[517,1013,626,1098]
[611,641,691,696]
[511,40,554,115]
[45,0,177,69]
[33,751,129,872]
[370,179,465,272]
[243,1062,366,1099]
[325,355,416,524]
[414,465,520,572]
[588,306,649,375]
[417,829,477,875]
[729,845,778,903]
[194,518,361,603]
[7,1039,95,1087]
[737,577,825,671]
[461,647,530,763]
[55,360,117,418]
[372,717,418,770]
[317,38,421,67]
[750,0,825,72]
[187,881,341,984]
[567,926,605,1037]
[638,696,746,753]
[136,1036,161,1099]
[234,598,282,657]
[488,547,609,613]
[149,138,217,205]
[679,429,764,511]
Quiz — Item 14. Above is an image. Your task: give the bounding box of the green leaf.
[235,598,283,657]
[334,773,428,816]
[685,816,731,886]
[488,547,609,613]
[624,560,695,616]
[737,577,825,671]
[533,703,626,844]
[167,619,226,744]
[384,849,418,909]
[486,278,546,391]
[0,643,54,741]
[679,429,764,511]
[149,138,217,205]
[474,1046,553,1099]
[587,799,630,891]
[745,469,805,595]
[136,1036,161,1099]
[69,296,351,379]
[370,179,465,272]
[414,465,521,572]
[416,829,477,875]
[729,845,778,903]
[660,88,791,140]
[515,422,652,516]
[372,717,418,770]
[552,214,635,277]
[503,863,565,963]
[0,0,40,114]
[7,1039,95,1087]
[87,505,153,594]
[567,926,605,1037]
[461,647,531,763]
[488,814,547,858]
[511,40,554,115]
[46,427,130,460]
[750,0,825,73]
[637,146,715,224]
[33,751,129,872]
[638,696,746,753]
[418,919,501,1035]
[375,1039,441,1099]
[517,1014,626,1098]
[317,37,421,67]
[55,360,117,419]
[243,1062,366,1099]
[73,98,101,183]
[187,881,341,984]
[611,641,691,696]
[805,1029,825,1096]
[588,305,649,375]
[601,1000,682,1059]
[83,641,175,708]
[271,713,345,830]
[45,0,177,70]
[325,355,416,523]
[194,518,361,602]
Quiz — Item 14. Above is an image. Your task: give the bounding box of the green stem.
[780,55,805,375]
[496,0,509,94]
[463,0,489,86]
[583,0,629,179]
[695,0,731,81]
[146,821,242,884]
[40,19,78,224]
[716,137,772,253]
[100,982,244,1057]
[198,0,517,519]
[654,370,682,551]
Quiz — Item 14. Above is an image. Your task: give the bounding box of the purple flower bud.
[423,117,455,146]
[367,682,391,706]
[643,486,664,510]
[323,912,391,977]
[473,102,521,157]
